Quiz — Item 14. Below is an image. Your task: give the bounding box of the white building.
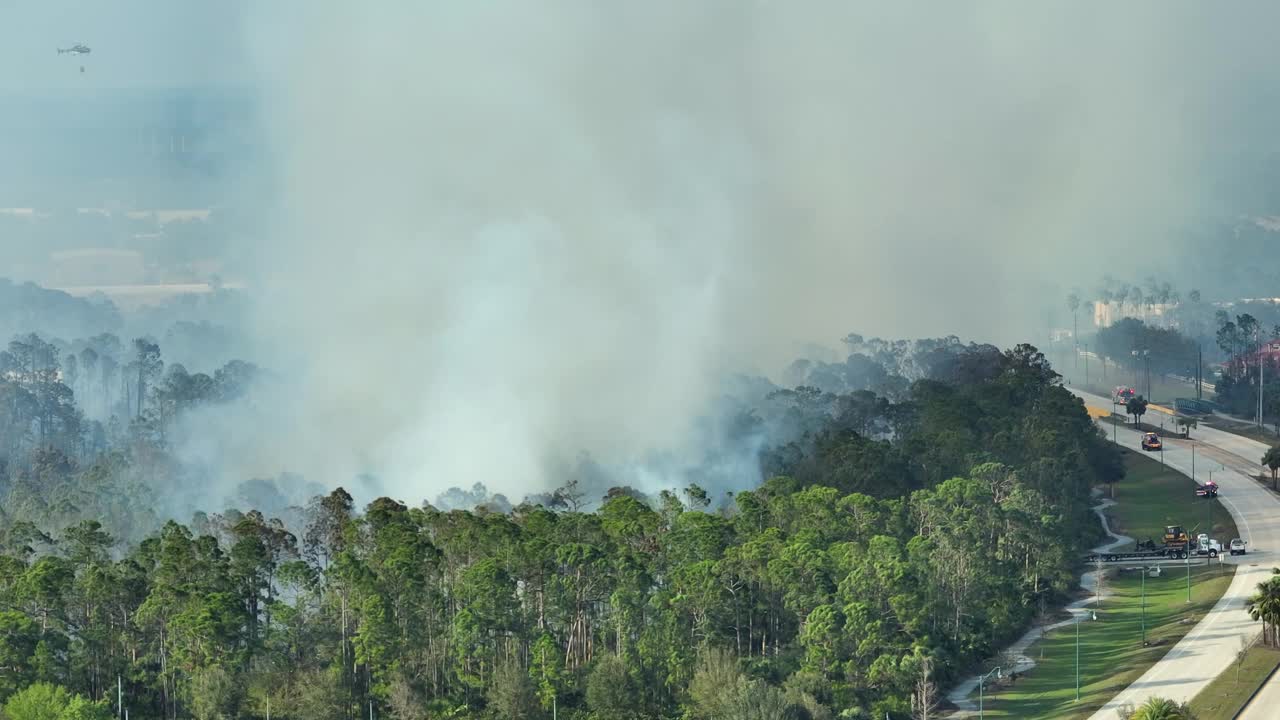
[1092,301,1178,329]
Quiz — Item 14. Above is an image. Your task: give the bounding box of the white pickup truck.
[1230,538,1248,556]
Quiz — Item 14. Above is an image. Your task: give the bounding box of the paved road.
[1069,388,1280,719]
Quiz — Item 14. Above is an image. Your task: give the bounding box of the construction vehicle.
[1195,480,1218,498]
[1230,538,1248,556]
[1163,524,1189,550]
[1141,432,1162,451]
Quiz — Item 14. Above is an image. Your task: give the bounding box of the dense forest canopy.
[0,336,1122,719]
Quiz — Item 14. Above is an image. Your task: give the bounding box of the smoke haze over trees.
[13,2,1280,716]
[0,342,1121,719]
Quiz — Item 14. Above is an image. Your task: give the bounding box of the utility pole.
[1259,331,1265,428]
[1146,351,1152,401]
[1198,343,1203,401]
[117,675,122,720]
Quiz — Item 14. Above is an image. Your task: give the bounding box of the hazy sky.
[0,1,255,92]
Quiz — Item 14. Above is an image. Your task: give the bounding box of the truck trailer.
[1083,525,1221,563]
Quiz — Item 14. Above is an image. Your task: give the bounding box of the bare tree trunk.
[912,656,940,720]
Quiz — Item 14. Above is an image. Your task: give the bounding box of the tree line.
[0,343,1122,719]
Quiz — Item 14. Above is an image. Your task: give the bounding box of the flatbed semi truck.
[1083,526,1221,563]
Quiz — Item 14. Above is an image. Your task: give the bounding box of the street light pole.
[1207,474,1212,537]
[978,666,1003,719]
[1141,567,1148,646]
[1076,610,1097,701]
[1185,552,1191,603]
[1113,399,1118,443]
[1085,343,1090,386]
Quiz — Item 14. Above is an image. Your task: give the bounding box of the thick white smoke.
[181,1,1280,502]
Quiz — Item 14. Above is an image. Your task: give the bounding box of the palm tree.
[1264,445,1280,491]
[1127,396,1149,426]
[1176,416,1198,439]
[1124,696,1198,719]
[1246,571,1280,647]
[1131,288,1146,321]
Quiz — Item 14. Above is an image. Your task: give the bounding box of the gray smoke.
[227,1,1280,501]
[10,2,1280,504]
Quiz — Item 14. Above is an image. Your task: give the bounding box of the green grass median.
[971,451,1237,719]
[1110,448,1241,546]
[1187,643,1280,720]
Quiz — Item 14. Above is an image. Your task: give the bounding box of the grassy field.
[973,452,1238,719]
[1187,642,1280,720]
[1109,448,1241,546]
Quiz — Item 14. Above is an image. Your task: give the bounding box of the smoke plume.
[215,1,1280,501]
[12,2,1280,504]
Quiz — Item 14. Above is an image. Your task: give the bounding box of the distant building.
[1242,339,1280,364]
[1092,301,1178,329]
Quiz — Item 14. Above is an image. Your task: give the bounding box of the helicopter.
[57,44,91,56]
